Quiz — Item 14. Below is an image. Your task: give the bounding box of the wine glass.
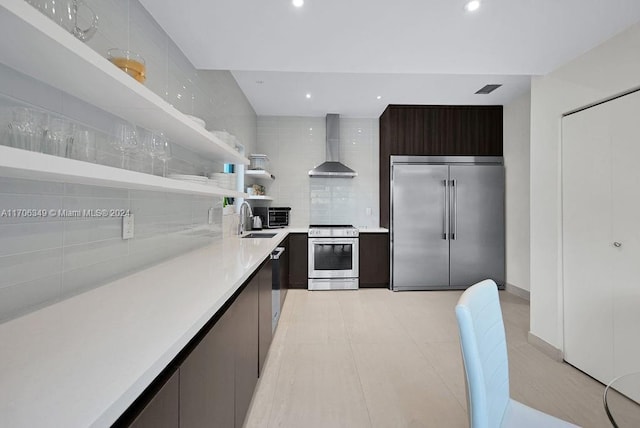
[112,121,139,169]
[150,133,171,177]
[141,131,164,174]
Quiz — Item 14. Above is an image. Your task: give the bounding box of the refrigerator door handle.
[450,179,457,240]
[443,179,449,240]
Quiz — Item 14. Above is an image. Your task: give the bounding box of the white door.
[562,100,614,384]
[609,92,640,399]
[563,90,640,392]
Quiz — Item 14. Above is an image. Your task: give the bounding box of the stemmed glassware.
[2,104,175,176]
[112,121,139,170]
[141,130,167,175]
[153,135,171,177]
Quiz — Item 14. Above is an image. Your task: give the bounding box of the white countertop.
[0,230,289,428]
[357,227,389,233]
[283,227,389,234]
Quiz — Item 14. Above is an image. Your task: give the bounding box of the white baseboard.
[504,283,530,301]
[528,331,563,362]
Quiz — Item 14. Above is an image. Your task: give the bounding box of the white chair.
[455,279,579,428]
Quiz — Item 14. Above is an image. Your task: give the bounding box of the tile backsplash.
[0,1,257,322]
[83,0,257,151]
[256,116,379,228]
[0,177,222,322]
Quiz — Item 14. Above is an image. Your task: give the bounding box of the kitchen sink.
[242,233,277,239]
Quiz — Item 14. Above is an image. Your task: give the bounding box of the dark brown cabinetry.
[180,260,268,428]
[278,236,290,309]
[180,308,235,428]
[288,233,308,289]
[379,105,503,227]
[359,233,390,288]
[126,371,179,428]
[234,269,260,428]
[258,259,273,376]
[119,255,277,428]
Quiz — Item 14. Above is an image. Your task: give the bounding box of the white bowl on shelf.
[184,115,206,128]
[208,172,236,190]
[167,173,209,184]
[210,130,237,148]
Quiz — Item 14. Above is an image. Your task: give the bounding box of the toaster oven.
[253,207,291,228]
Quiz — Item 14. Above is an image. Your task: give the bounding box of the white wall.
[256,116,379,228]
[0,1,257,323]
[84,0,257,154]
[530,23,640,349]
[504,90,531,292]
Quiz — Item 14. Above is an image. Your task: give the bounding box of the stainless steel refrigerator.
[390,156,505,291]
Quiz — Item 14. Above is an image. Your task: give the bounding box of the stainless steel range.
[308,225,359,290]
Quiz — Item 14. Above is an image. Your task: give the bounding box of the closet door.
[609,92,640,392]
[562,100,615,385]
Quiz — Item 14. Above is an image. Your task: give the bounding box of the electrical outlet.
[365,207,372,216]
[208,207,215,225]
[122,214,134,240]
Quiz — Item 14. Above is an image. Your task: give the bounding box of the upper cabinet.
[0,0,249,166]
[379,105,503,157]
[379,105,503,227]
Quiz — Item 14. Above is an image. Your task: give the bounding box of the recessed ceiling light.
[305,93,311,99]
[465,0,480,12]
[292,0,304,8]
[376,95,382,100]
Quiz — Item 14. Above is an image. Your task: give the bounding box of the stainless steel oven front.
[308,236,359,290]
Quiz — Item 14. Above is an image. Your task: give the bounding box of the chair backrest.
[455,279,510,428]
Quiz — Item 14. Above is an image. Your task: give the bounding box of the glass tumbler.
[43,117,74,157]
[69,128,96,162]
[8,108,38,151]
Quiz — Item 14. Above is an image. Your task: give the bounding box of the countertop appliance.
[271,246,285,332]
[390,156,505,291]
[253,207,290,229]
[308,225,359,290]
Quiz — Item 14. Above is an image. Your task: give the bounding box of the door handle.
[271,247,286,259]
[451,179,457,240]
[613,242,622,248]
[443,179,449,240]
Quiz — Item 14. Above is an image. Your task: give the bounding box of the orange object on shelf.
[107,49,146,84]
[110,57,146,83]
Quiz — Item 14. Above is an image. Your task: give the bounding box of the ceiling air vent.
[475,84,502,94]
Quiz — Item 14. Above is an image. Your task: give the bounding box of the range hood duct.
[308,114,357,178]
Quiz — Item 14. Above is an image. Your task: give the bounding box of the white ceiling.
[140,0,640,117]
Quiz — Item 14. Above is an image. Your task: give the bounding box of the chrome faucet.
[238,200,253,235]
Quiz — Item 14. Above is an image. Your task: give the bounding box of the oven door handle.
[309,238,358,245]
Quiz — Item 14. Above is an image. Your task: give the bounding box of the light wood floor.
[244,289,612,427]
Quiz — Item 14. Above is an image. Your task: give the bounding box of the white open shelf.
[246,195,273,201]
[0,146,246,198]
[0,0,249,165]
[245,169,275,180]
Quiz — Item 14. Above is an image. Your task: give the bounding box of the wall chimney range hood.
[308,114,357,178]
